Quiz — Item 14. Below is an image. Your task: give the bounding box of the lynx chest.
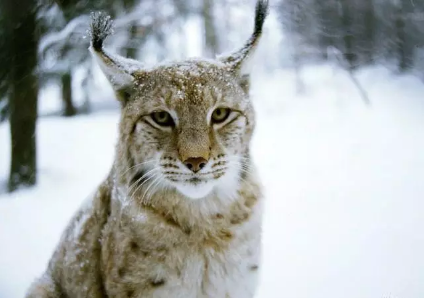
[101,209,262,298]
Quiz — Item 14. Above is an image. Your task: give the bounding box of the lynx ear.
[89,12,144,103]
[219,0,269,93]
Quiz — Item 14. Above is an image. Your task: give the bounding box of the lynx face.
[123,61,255,199]
[89,0,267,200]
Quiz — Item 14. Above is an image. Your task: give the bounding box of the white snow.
[1,64,424,298]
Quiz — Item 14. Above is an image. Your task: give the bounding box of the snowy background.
[2,1,424,297]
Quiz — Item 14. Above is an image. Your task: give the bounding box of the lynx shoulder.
[26,1,269,297]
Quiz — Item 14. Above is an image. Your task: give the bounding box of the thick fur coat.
[26,1,268,297]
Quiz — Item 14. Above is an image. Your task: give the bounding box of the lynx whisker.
[128,167,160,198]
[129,173,159,204]
[140,175,163,204]
[146,176,164,203]
[228,160,254,177]
[119,159,156,177]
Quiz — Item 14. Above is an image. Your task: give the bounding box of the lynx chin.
[26,1,269,297]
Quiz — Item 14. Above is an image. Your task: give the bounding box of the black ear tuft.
[254,0,269,37]
[219,0,269,73]
[89,12,114,51]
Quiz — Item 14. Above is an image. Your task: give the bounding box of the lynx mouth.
[160,165,231,199]
[187,177,203,184]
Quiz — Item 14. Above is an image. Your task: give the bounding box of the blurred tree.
[121,0,139,58]
[277,0,424,71]
[363,0,375,64]
[395,0,414,71]
[202,0,219,57]
[339,0,357,69]
[1,0,39,191]
[61,71,76,116]
[0,8,10,122]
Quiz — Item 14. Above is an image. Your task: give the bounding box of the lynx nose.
[183,157,207,173]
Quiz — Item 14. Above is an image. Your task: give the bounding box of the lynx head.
[89,1,268,200]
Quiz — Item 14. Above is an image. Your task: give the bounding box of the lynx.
[26,1,268,297]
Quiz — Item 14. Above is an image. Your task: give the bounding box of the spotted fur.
[26,1,269,297]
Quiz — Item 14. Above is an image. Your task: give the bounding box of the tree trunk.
[315,1,332,60]
[0,98,8,122]
[125,23,138,59]
[364,0,375,63]
[202,0,219,58]
[340,0,357,69]
[396,3,413,71]
[61,72,76,117]
[2,0,39,191]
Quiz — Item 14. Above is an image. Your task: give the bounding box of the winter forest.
[1,0,424,297]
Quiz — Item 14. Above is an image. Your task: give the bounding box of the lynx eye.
[211,108,231,124]
[151,111,174,127]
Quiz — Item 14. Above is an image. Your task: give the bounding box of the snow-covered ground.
[1,65,424,298]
